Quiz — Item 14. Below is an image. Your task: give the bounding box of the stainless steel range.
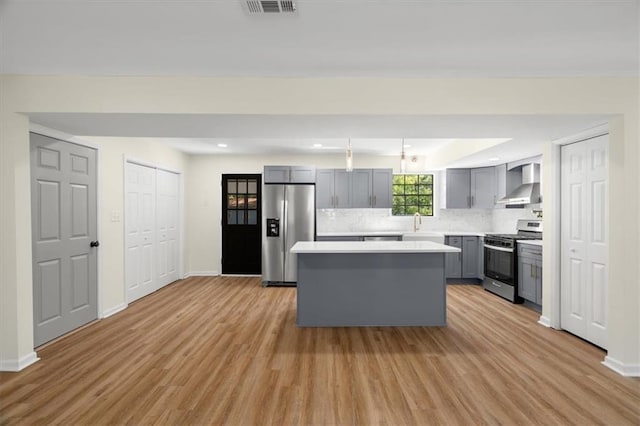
[483,219,542,303]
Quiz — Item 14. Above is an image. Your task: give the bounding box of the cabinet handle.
[373,195,377,207]
[336,196,339,206]
[531,264,534,278]
[369,195,372,207]
[471,195,475,206]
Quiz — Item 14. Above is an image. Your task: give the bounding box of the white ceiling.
[4,0,635,165]
[2,0,637,77]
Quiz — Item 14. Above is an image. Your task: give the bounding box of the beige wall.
[1,75,637,373]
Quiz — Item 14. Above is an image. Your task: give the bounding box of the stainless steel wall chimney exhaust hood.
[496,163,541,205]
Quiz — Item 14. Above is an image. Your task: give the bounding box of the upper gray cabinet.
[264,166,316,183]
[446,169,471,208]
[315,168,392,209]
[470,167,497,208]
[445,167,498,209]
[372,169,393,208]
[315,169,352,208]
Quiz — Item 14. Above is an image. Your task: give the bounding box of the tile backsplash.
[317,207,539,234]
[318,208,492,233]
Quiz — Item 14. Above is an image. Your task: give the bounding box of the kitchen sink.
[401,232,445,244]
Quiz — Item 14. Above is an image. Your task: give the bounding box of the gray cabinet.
[462,236,480,278]
[315,169,351,208]
[264,165,316,183]
[470,167,497,208]
[445,235,481,280]
[351,169,372,208]
[315,168,392,209]
[372,169,393,208]
[518,243,542,305]
[334,170,351,207]
[316,236,363,242]
[446,167,498,209]
[446,169,471,208]
[315,169,335,208]
[445,236,462,278]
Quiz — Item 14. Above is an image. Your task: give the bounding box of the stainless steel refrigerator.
[262,183,315,286]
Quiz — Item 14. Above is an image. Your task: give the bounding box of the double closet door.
[125,162,180,303]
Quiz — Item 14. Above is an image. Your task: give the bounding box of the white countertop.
[317,230,486,237]
[291,240,462,254]
[517,240,543,247]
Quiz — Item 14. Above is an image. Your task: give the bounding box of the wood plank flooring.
[1,277,638,425]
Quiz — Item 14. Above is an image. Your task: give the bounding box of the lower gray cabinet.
[316,236,363,242]
[462,236,479,278]
[518,243,542,304]
[445,236,462,278]
[446,235,481,280]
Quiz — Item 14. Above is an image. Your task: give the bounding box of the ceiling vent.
[245,0,297,14]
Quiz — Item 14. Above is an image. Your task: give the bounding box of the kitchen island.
[290,241,461,327]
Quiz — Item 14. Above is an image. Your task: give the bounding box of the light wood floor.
[1,277,638,425]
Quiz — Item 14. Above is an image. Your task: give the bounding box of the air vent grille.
[245,0,297,14]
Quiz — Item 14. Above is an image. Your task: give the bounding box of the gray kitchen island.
[290,241,461,327]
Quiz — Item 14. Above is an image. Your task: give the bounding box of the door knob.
[90,241,100,248]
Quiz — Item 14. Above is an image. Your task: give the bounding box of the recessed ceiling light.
[217,143,228,148]
[404,144,412,148]
[313,143,322,148]
[488,157,500,161]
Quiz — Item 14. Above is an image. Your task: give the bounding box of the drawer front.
[518,244,542,257]
[448,236,462,246]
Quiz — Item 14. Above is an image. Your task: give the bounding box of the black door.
[222,174,262,274]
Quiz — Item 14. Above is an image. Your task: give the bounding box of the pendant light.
[346,138,353,172]
[400,138,407,173]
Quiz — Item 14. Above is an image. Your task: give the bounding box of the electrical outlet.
[110,211,121,222]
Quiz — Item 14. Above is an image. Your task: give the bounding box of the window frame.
[392,173,436,216]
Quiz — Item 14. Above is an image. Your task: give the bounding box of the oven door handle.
[484,244,514,253]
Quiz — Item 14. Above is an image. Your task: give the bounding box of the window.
[392,174,434,216]
[226,178,258,225]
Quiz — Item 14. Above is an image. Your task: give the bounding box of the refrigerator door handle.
[282,199,288,254]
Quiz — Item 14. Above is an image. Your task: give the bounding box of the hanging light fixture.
[346,138,353,172]
[400,138,407,173]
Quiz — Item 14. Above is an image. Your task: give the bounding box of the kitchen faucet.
[413,212,422,232]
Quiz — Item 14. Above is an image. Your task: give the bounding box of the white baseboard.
[602,356,640,377]
[0,351,39,372]
[537,315,552,327]
[184,271,219,278]
[102,303,128,319]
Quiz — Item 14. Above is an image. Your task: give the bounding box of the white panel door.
[125,162,157,302]
[156,169,179,287]
[561,135,608,348]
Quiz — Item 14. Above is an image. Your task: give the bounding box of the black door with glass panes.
[222,174,262,274]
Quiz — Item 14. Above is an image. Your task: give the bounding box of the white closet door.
[156,169,180,287]
[125,162,157,302]
[561,135,608,348]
